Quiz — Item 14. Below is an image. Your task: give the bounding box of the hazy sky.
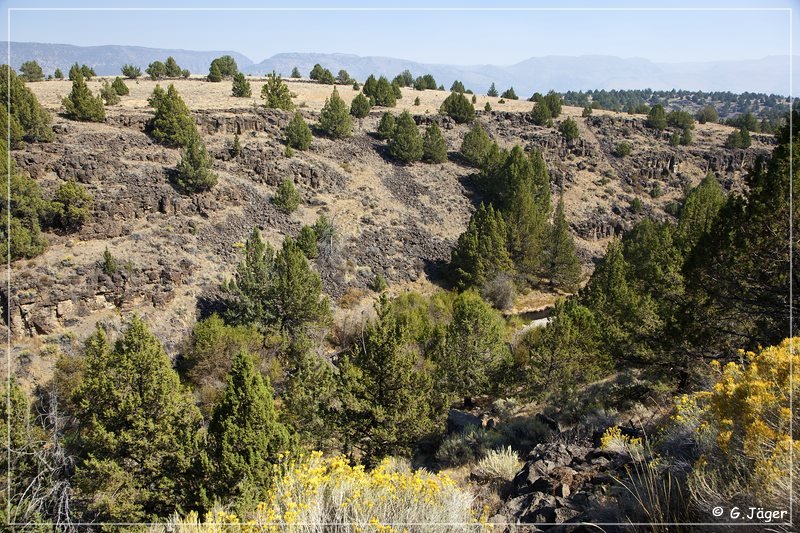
[0,0,795,66]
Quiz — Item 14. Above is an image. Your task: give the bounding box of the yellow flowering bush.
[672,338,799,509]
[161,452,490,532]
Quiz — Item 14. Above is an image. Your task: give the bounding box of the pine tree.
[207,62,222,82]
[272,237,332,340]
[207,350,295,511]
[318,87,352,139]
[487,82,498,97]
[422,121,447,163]
[261,71,295,110]
[350,92,371,118]
[223,228,276,327]
[376,111,396,140]
[439,91,475,124]
[100,80,120,105]
[547,195,582,291]
[460,121,492,167]
[272,178,301,213]
[284,111,312,150]
[335,297,441,465]
[450,203,513,289]
[72,319,203,522]
[231,72,252,97]
[147,84,197,147]
[437,290,508,401]
[62,71,105,122]
[111,76,129,96]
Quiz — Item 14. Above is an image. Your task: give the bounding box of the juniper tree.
[210,55,238,78]
[290,66,301,78]
[460,121,493,167]
[164,56,182,77]
[439,91,475,124]
[422,121,448,163]
[272,178,301,213]
[19,60,44,82]
[500,87,518,100]
[174,132,217,193]
[543,91,562,117]
[147,60,167,80]
[646,104,667,130]
[437,290,509,402]
[1,66,54,142]
[450,80,466,93]
[54,67,64,79]
[284,112,312,150]
[207,62,222,82]
[147,84,197,147]
[121,64,141,79]
[271,237,332,340]
[373,76,396,107]
[231,72,252,97]
[207,350,295,513]
[51,179,94,230]
[487,82,498,97]
[99,80,120,105]
[547,195,582,291]
[62,71,106,122]
[223,228,277,327]
[72,319,204,523]
[230,133,242,157]
[362,74,377,99]
[376,111,396,140]
[0,144,49,259]
[334,297,441,465]
[388,110,423,163]
[558,117,580,141]
[349,92,371,118]
[296,225,318,259]
[674,173,725,253]
[318,87,352,139]
[111,76,129,96]
[261,71,295,110]
[531,100,553,126]
[450,203,513,289]
[336,69,352,84]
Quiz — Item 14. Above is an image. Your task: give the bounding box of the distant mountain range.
[5,41,795,95]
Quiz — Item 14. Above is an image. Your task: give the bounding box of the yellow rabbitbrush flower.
[250,452,491,532]
[673,338,800,509]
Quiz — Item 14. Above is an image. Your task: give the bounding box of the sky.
[0,0,795,66]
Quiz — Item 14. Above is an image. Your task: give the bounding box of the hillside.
[8,77,772,367]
